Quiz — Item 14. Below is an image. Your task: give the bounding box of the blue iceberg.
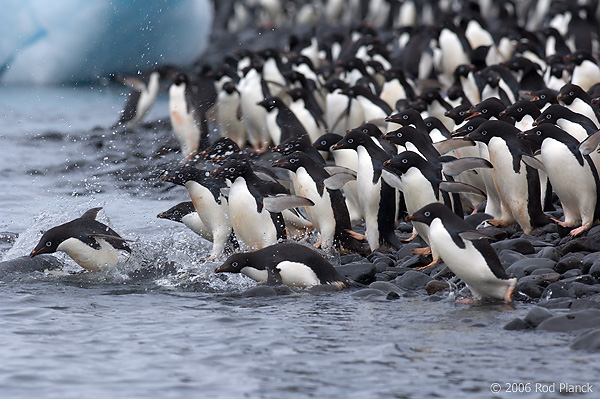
[0,0,213,84]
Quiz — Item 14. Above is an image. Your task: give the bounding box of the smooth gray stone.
[537,309,600,332]
[581,253,600,274]
[571,296,600,310]
[369,281,404,294]
[335,262,376,285]
[394,243,423,259]
[530,268,558,275]
[562,269,582,279]
[374,273,392,281]
[524,306,554,327]
[491,238,535,255]
[504,318,531,330]
[554,252,585,274]
[520,258,557,275]
[570,329,600,352]
[350,288,387,298]
[536,246,562,262]
[537,297,574,309]
[241,286,278,297]
[395,270,432,290]
[541,281,571,299]
[339,253,368,265]
[569,282,600,298]
[498,249,527,269]
[589,260,600,279]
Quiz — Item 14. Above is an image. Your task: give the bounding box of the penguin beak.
[404,213,418,222]
[29,246,46,258]
[214,264,229,273]
[464,111,481,120]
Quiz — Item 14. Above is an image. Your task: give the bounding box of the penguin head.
[199,137,241,161]
[463,120,512,144]
[465,98,506,120]
[383,126,422,146]
[215,253,250,274]
[211,159,250,181]
[30,226,67,257]
[383,151,427,175]
[385,108,421,125]
[271,151,308,172]
[518,124,564,145]
[528,88,557,108]
[157,202,196,223]
[257,97,281,112]
[272,137,306,155]
[451,116,486,137]
[405,203,451,226]
[331,128,373,151]
[499,99,539,120]
[312,133,343,152]
[160,165,209,186]
[557,83,585,104]
[534,104,562,126]
[445,103,471,124]
[564,50,596,66]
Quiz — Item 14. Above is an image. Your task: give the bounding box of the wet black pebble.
[589,260,600,279]
[504,318,531,330]
[369,281,403,294]
[241,286,278,297]
[581,253,600,274]
[570,329,600,352]
[491,238,535,255]
[339,253,368,265]
[554,253,585,274]
[537,309,600,332]
[395,270,432,290]
[523,306,554,327]
[506,258,555,279]
[498,249,527,269]
[536,246,562,261]
[350,288,387,298]
[335,262,376,285]
[425,280,450,295]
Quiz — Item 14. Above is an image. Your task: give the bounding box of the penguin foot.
[347,230,367,241]
[569,224,591,237]
[456,297,478,304]
[401,231,419,242]
[550,217,572,228]
[504,284,516,304]
[313,238,322,249]
[412,246,432,257]
[414,255,440,271]
[487,219,512,228]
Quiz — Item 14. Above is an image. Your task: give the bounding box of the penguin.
[518,124,600,236]
[323,78,365,133]
[423,116,452,143]
[257,96,308,146]
[477,66,519,106]
[286,86,327,143]
[499,99,541,131]
[272,135,326,166]
[271,151,368,254]
[534,104,597,142]
[418,88,455,131]
[405,203,517,303]
[157,201,212,241]
[313,132,363,223]
[215,242,349,288]
[114,66,166,128]
[500,56,546,92]
[167,71,209,162]
[211,159,314,251]
[341,84,392,129]
[565,50,600,92]
[382,151,489,269]
[160,165,234,260]
[528,88,558,111]
[216,80,247,149]
[463,120,550,234]
[238,57,271,153]
[30,208,131,271]
[331,128,401,251]
[557,83,600,128]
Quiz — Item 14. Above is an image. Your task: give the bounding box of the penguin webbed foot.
[346,230,367,241]
[568,224,591,237]
[401,230,419,242]
[487,218,512,228]
[412,246,432,257]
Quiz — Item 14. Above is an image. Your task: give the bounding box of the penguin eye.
[228,167,235,172]
[481,130,487,135]
[426,122,432,127]
[232,262,238,267]
[481,108,487,113]
[178,173,184,179]
[546,114,551,119]
[45,241,52,247]
[540,94,546,99]
[321,140,326,145]
[569,91,574,96]
[290,158,297,163]
[402,115,408,119]
[459,111,465,116]
[536,130,542,135]
[362,128,368,133]
[517,107,522,112]
[402,158,408,163]
[396,132,402,137]
[468,126,474,131]
[348,138,354,143]
[424,211,430,217]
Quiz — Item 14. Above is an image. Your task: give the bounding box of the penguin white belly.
[556,119,588,142]
[169,84,200,160]
[241,266,268,283]
[428,219,515,301]
[289,100,322,143]
[356,147,381,250]
[568,99,600,128]
[541,140,596,226]
[181,212,212,241]
[217,92,246,148]
[57,238,123,271]
[571,61,600,92]
[276,261,321,287]
[264,109,281,145]
[476,143,502,218]
[401,168,439,245]
[380,80,406,109]
[294,168,336,249]
[332,150,362,222]
[131,72,160,126]
[488,138,530,230]
[357,96,388,125]
[229,179,277,250]
[185,181,232,257]
[239,71,269,150]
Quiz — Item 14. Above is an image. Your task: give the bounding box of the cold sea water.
[0,85,597,399]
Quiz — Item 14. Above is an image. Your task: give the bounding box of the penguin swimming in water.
[271,151,368,254]
[406,203,517,303]
[30,208,131,271]
[215,242,350,288]
[157,201,212,241]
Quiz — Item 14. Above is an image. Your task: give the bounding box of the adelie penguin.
[464,120,550,234]
[518,124,600,236]
[30,208,131,272]
[406,203,517,303]
[271,151,368,255]
[157,201,212,241]
[215,242,350,289]
[331,128,401,252]
[211,159,314,251]
[257,96,308,146]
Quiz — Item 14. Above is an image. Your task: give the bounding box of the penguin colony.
[30,0,600,303]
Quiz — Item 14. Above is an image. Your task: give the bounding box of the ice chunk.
[0,0,213,84]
